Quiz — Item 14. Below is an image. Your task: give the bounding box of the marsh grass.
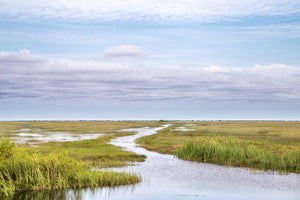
[0,121,163,197]
[177,136,300,173]
[0,121,161,137]
[0,121,161,168]
[35,133,146,168]
[137,121,300,173]
[0,139,140,197]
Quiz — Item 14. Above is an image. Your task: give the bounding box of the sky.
[0,0,300,120]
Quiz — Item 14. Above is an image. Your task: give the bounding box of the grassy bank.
[136,121,300,173]
[177,136,299,173]
[0,139,140,197]
[0,121,162,197]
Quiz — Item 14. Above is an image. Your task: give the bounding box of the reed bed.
[177,136,300,173]
[0,139,140,197]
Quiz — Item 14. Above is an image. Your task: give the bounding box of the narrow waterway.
[13,125,300,200]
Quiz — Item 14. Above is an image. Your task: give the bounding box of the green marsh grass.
[0,121,162,168]
[177,136,300,173]
[136,121,300,173]
[0,121,163,197]
[0,139,140,197]
[35,136,146,168]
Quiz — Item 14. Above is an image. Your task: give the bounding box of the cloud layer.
[0,0,299,23]
[1,49,300,102]
[104,45,147,58]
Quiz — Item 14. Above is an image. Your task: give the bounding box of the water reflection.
[11,186,139,200]
[11,128,104,145]
[10,190,70,200]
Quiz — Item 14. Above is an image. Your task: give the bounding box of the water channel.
[13,125,300,200]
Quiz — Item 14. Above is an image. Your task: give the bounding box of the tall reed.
[176,136,299,173]
[0,139,140,197]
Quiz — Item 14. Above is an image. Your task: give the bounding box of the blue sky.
[0,0,300,120]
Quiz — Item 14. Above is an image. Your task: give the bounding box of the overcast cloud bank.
[1,49,299,102]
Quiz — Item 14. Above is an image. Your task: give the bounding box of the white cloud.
[1,50,300,101]
[0,49,44,65]
[0,0,299,23]
[104,45,147,58]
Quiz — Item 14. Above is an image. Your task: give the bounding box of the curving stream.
[12,125,300,200]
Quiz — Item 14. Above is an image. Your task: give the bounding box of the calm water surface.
[13,125,300,200]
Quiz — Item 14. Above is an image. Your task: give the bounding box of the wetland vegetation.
[0,139,140,197]
[0,121,161,197]
[136,121,300,173]
[0,120,299,197]
[177,136,299,173]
